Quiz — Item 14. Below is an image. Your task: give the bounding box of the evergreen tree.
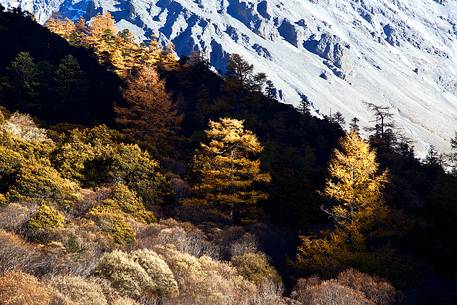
[53,55,88,114]
[297,131,389,273]
[425,145,443,168]
[330,111,346,128]
[349,117,360,133]
[7,52,38,111]
[448,132,457,175]
[265,80,277,99]
[185,118,271,218]
[112,29,143,77]
[298,95,311,117]
[46,13,164,77]
[226,54,266,92]
[364,102,396,150]
[72,17,89,45]
[115,65,182,155]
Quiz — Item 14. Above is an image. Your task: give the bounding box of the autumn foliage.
[115,65,182,155]
[46,13,176,77]
[185,118,271,220]
[3,8,456,304]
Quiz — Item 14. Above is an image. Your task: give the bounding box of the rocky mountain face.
[2,0,457,153]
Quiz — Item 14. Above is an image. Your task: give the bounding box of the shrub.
[0,230,42,274]
[337,269,397,305]
[0,109,5,125]
[52,125,171,206]
[0,202,33,231]
[112,297,141,305]
[292,277,374,305]
[95,250,155,300]
[3,112,48,142]
[8,161,79,206]
[136,220,219,258]
[154,245,256,305]
[296,231,348,274]
[73,185,155,225]
[47,275,108,305]
[252,280,287,305]
[130,249,179,297]
[0,143,25,195]
[0,121,78,207]
[0,271,53,305]
[25,204,65,243]
[51,218,114,274]
[229,232,258,257]
[83,143,170,205]
[231,252,281,285]
[88,206,136,246]
[27,204,65,231]
[102,183,156,223]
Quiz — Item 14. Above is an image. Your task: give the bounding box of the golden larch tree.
[115,65,181,155]
[323,130,389,227]
[159,42,179,71]
[45,17,76,41]
[186,118,271,214]
[296,131,389,272]
[46,13,165,77]
[86,12,117,66]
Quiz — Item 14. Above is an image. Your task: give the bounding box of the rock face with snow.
[2,0,457,154]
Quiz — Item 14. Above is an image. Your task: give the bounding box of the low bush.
[154,245,256,305]
[95,250,155,300]
[231,252,281,285]
[112,297,141,305]
[100,183,156,223]
[130,249,179,297]
[292,276,375,305]
[0,202,33,231]
[52,125,171,206]
[0,123,78,207]
[88,206,136,246]
[136,219,219,259]
[0,271,53,305]
[337,269,397,305]
[3,112,48,142]
[47,275,108,305]
[26,204,65,242]
[9,162,79,206]
[0,230,42,274]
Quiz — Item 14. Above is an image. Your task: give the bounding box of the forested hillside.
[1,8,457,305]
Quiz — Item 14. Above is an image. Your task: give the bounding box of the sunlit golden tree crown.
[187,118,271,209]
[324,130,389,225]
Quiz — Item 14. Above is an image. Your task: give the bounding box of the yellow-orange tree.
[115,65,182,155]
[186,118,271,217]
[323,130,389,229]
[46,13,162,77]
[297,131,389,273]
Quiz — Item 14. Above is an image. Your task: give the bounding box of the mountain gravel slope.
[2,0,457,153]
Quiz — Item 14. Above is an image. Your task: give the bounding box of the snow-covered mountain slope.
[2,0,457,154]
